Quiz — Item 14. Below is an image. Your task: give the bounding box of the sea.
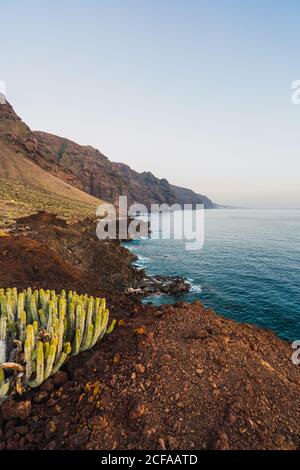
[123,209,300,341]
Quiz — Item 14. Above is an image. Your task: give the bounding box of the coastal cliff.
[0,215,299,450]
[34,130,215,208]
[0,100,215,210]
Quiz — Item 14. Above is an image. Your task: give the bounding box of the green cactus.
[0,368,10,398]
[17,292,25,320]
[28,341,44,388]
[0,288,115,398]
[72,328,81,355]
[19,310,27,343]
[44,337,57,380]
[0,315,7,365]
[0,315,7,340]
[106,319,116,335]
[51,341,71,375]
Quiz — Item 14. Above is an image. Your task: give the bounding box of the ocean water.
[123,209,300,341]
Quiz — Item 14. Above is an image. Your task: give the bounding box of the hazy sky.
[1,0,299,207]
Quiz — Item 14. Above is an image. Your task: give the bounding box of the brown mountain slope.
[0,102,105,225]
[35,130,215,208]
[0,140,102,206]
[0,101,215,209]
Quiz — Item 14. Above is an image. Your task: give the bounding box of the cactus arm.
[28,341,44,388]
[32,320,38,334]
[0,367,4,385]
[26,324,35,349]
[55,311,65,363]
[19,310,27,343]
[6,299,14,322]
[90,305,103,348]
[29,297,39,323]
[76,302,85,347]
[51,342,71,376]
[0,339,6,364]
[72,328,81,356]
[80,323,94,352]
[82,298,93,347]
[0,315,7,340]
[44,338,58,379]
[98,308,110,341]
[0,315,7,364]
[46,300,54,332]
[38,308,47,327]
[25,340,33,381]
[0,368,10,398]
[106,319,116,335]
[68,302,75,340]
[17,292,25,320]
[44,342,50,360]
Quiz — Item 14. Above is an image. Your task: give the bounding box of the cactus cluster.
[0,288,115,398]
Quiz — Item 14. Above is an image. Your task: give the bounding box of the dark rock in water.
[139,274,191,297]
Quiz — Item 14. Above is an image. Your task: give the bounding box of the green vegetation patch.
[0,288,115,399]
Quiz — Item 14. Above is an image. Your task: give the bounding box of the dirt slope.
[0,141,103,206]
[0,102,106,225]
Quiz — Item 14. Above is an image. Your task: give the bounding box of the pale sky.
[1,0,299,207]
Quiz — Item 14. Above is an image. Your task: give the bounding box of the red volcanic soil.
[0,212,142,313]
[0,214,300,450]
[0,235,95,294]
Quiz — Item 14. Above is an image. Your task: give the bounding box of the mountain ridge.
[34,130,215,208]
[0,101,215,210]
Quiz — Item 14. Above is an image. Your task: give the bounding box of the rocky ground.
[0,213,300,450]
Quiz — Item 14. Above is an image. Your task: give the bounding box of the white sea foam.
[190,284,202,294]
[133,254,151,268]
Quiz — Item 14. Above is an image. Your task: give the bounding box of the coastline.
[122,208,300,342]
[0,213,299,450]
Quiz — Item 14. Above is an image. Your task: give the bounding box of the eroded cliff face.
[34,130,215,208]
[0,102,105,225]
[0,101,215,208]
[0,101,38,154]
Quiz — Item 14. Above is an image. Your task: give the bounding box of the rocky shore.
[0,213,300,450]
[127,274,191,298]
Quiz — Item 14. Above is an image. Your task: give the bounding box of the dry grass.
[0,139,105,227]
[0,178,101,227]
